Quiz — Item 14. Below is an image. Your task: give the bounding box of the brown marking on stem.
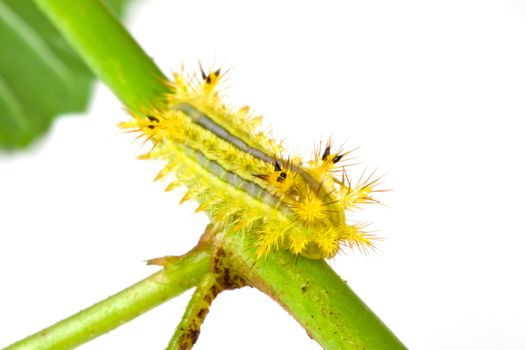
[173,228,247,349]
[212,247,246,291]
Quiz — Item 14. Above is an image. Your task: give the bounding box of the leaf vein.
[0,75,29,129]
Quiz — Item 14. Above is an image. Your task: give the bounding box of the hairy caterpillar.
[121,67,380,259]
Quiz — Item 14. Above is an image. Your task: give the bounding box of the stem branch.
[217,229,406,350]
[5,249,210,350]
[166,273,218,350]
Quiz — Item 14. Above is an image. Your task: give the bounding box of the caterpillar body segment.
[121,68,379,259]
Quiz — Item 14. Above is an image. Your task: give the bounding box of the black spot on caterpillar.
[333,154,343,164]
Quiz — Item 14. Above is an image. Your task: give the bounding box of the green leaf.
[0,0,128,149]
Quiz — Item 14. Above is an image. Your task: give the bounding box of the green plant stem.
[166,273,218,350]
[33,0,170,113]
[217,229,407,350]
[5,249,210,350]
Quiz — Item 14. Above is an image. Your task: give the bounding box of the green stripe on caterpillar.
[120,67,381,259]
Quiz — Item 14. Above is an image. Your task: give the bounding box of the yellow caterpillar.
[121,67,380,259]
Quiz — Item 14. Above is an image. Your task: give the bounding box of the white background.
[1,0,525,349]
